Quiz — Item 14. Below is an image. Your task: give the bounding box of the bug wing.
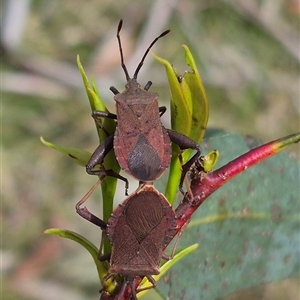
[107,189,174,276]
[114,92,171,181]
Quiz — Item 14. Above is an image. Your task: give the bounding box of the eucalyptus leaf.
[156,130,299,300]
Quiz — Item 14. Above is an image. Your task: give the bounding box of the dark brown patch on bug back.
[127,134,162,181]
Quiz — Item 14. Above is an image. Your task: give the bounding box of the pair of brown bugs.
[77,20,201,299]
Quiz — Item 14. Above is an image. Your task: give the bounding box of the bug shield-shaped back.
[106,185,177,276]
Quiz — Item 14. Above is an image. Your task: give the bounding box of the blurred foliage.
[2,0,299,299]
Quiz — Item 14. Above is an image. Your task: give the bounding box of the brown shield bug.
[76,183,178,299]
[86,20,201,193]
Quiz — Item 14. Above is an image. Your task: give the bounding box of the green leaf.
[77,55,106,112]
[77,56,120,236]
[156,129,300,299]
[77,55,116,139]
[44,228,106,282]
[202,149,219,172]
[153,46,209,203]
[40,136,91,166]
[181,45,209,143]
[152,53,192,137]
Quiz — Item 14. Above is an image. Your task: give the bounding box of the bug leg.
[98,231,111,268]
[161,219,189,263]
[159,106,167,117]
[110,86,120,95]
[130,284,138,300]
[91,110,117,136]
[103,169,129,196]
[99,252,111,262]
[166,129,201,194]
[86,135,114,174]
[179,150,201,195]
[144,80,152,91]
[87,167,129,195]
[75,179,107,229]
[178,152,194,201]
[136,276,156,294]
[92,110,117,120]
[86,135,129,195]
[115,281,128,300]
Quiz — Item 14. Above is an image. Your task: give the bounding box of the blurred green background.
[2,0,299,299]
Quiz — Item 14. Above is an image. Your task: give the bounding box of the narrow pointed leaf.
[154,47,209,203]
[40,136,91,166]
[182,44,209,142]
[44,228,106,282]
[77,56,119,230]
[77,55,116,140]
[152,52,192,135]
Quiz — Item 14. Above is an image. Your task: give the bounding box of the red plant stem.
[175,133,300,228]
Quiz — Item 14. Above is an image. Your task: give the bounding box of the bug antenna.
[133,29,170,80]
[117,19,131,81]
